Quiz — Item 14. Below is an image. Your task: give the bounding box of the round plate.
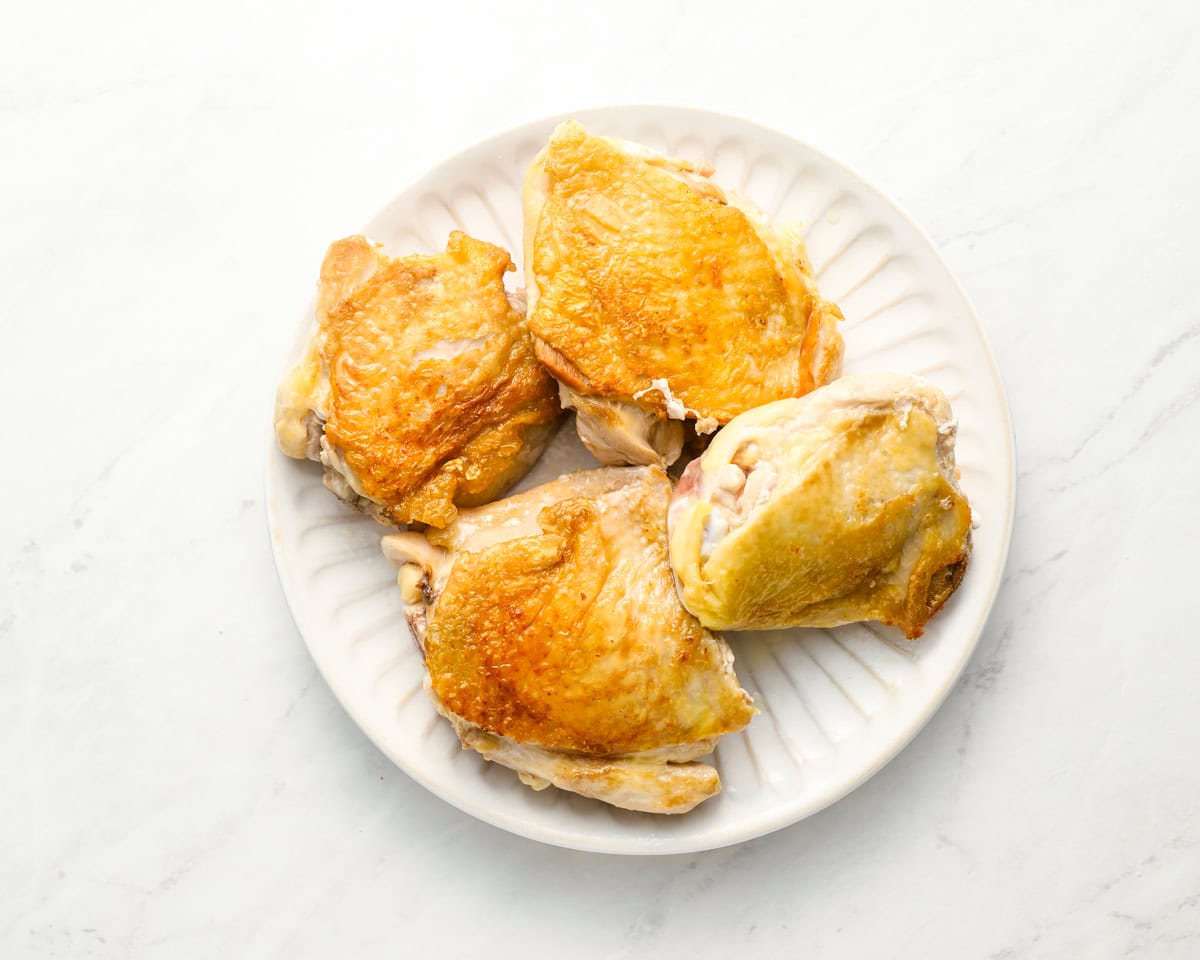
[266,106,1015,855]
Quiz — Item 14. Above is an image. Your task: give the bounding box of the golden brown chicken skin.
[523,121,844,466]
[382,467,755,813]
[275,232,560,527]
[668,373,972,639]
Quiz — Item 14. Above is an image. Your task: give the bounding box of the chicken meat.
[523,120,844,467]
[381,466,755,813]
[668,373,972,639]
[275,231,561,527]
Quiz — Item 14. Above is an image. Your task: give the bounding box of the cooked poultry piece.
[523,120,844,466]
[275,231,560,527]
[668,373,972,639]
[382,467,755,813]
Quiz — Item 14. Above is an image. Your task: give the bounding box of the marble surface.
[4,1,1198,956]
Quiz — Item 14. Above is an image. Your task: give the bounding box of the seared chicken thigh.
[668,373,972,639]
[275,232,560,527]
[382,467,755,813]
[523,121,844,466]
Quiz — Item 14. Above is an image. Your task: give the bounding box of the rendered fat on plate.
[668,373,973,639]
[381,466,755,814]
[274,231,561,527]
[522,120,845,467]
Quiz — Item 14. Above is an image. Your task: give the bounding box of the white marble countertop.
[5,2,1199,956]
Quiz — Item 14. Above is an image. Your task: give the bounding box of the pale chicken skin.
[668,373,972,639]
[381,467,755,813]
[275,231,560,527]
[523,120,844,466]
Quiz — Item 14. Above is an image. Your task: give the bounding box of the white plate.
[266,106,1015,855]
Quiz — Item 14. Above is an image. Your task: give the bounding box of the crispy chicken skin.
[668,373,972,639]
[381,467,755,813]
[275,232,561,527]
[523,120,844,466]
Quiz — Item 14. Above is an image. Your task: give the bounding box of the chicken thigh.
[275,231,560,527]
[381,466,755,813]
[668,373,972,639]
[523,120,844,466]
